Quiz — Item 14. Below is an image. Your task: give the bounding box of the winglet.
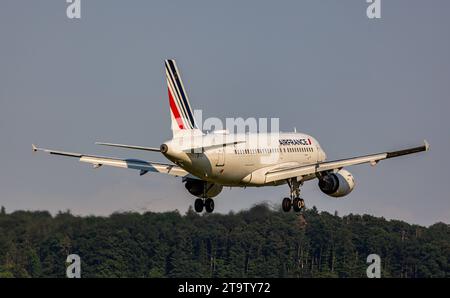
[424,140,430,151]
[32,144,38,152]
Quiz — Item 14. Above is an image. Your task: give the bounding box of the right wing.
[265,141,429,183]
[32,144,190,177]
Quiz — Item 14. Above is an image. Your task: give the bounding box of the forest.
[0,204,448,278]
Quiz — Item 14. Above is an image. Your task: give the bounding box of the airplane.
[32,59,430,213]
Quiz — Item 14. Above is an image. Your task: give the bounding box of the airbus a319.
[33,59,429,213]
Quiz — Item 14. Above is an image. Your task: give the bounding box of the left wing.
[32,144,190,177]
[265,141,429,183]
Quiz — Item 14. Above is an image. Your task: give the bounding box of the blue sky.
[0,0,449,226]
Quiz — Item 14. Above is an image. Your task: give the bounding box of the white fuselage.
[162,132,327,187]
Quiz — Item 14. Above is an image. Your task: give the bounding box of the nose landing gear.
[282,178,305,213]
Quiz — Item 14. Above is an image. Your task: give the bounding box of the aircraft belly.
[213,157,252,184]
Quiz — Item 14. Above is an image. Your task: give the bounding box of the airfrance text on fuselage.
[278,138,312,146]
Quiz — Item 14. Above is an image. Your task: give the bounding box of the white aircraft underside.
[33,59,429,213]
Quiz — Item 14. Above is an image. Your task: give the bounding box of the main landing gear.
[193,181,216,213]
[194,198,215,213]
[282,178,305,212]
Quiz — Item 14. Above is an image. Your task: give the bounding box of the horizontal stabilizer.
[95,142,161,152]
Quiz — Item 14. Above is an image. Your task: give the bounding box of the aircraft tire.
[293,197,302,212]
[205,198,215,213]
[194,198,204,213]
[282,197,292,212]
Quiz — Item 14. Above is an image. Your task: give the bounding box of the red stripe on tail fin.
[168,87,184,129]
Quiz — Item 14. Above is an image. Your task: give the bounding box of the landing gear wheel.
[194,198,204,213]
[285,178,304,213]
[282,197,292,212]
[204,198,215,213]
[299,198,305,210]
[293,197,303,212]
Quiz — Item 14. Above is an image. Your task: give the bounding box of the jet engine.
[318,169,355,198]
[184,178,223,198]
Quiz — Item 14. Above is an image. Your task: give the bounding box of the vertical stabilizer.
[165,59,201,137]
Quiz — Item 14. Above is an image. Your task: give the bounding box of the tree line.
[0,204,448,278]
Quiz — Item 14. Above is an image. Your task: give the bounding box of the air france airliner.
[32,59,429,213]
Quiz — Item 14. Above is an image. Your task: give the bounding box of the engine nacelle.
[184,178,223,198]
[318,169,355,198]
